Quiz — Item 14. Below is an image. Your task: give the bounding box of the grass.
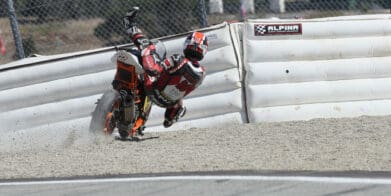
[0,18,16,65]
[0,17,105,65]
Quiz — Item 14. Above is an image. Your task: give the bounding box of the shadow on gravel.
[114,136,160,142]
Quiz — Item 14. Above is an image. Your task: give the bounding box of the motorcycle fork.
[128,90,143,137]
[120,93,137,125]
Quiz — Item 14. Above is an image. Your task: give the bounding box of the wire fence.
[0,0,389,64]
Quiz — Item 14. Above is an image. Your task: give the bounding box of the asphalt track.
[1,171,391,196]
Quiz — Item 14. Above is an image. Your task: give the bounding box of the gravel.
[1,115,391,180]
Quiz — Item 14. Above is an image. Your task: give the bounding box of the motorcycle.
[89,45,157,140]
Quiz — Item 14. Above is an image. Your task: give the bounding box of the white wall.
[244,15,391,122]
[0,22,245,136]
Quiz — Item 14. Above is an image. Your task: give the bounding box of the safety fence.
[0,15,390,149]
[0,0,389,64]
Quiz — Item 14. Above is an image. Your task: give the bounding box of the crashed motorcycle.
[89,45,157,140]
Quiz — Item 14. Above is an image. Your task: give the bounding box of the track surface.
[1,115,391,194]
[2,172,391,196]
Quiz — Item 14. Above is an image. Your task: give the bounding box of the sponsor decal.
[254,23,302,36]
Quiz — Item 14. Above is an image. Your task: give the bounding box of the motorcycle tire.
[89,90,119,134]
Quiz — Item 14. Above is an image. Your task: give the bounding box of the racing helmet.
[183,31,208,61]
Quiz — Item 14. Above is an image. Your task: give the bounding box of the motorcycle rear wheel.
[89,90,118,134]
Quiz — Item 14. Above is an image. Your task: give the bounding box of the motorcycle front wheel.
[89,90,119,134]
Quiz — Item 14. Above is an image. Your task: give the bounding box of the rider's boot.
[125,7,139,21]
[123,7,140,35]
[137,125,145,136]
[163,106,186,128]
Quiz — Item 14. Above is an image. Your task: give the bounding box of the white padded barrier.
[0,50,116,91]
[250,99,391,122]
[244,14,391,122]
[0,70,113,112]
[0,95,100,132]
[0,22,245,134]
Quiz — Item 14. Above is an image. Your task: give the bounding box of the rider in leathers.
[115,7,208,128]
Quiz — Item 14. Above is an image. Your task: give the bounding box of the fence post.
[7,0,25,59]
[270,0,286,13]
[198,0,208,28]
[209,0,224,14]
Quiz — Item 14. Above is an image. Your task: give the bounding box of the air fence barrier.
[0,22,245,149]
[0,15,390,149]
[244,14,391,122]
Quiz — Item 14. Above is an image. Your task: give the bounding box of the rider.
[114,7,208,128]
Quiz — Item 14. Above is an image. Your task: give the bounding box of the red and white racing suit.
[132,33,206,124]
